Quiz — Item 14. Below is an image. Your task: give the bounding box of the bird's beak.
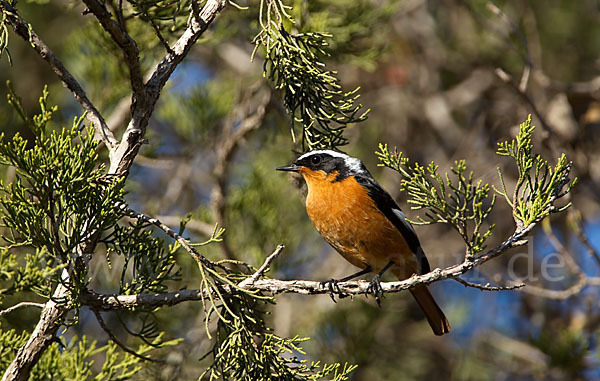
[276,163,300,172]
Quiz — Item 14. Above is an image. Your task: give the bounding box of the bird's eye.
[310,155,322,165]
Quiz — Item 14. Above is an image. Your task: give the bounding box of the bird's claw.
[366,274,385,307]
[319,278,347,302]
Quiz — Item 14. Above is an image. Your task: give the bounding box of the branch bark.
[0,2,228,379]
[81,0,144,96]
[0,1,118,149]
[108,0,228,176]
[82,224,535,312]
[0,302,45,316]
[1,283,69,381]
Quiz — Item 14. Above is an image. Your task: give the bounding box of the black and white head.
[276,150,369,181]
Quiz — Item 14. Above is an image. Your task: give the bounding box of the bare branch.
[494,68,552,139]
[109,0,228,177]
[569,209,600,267]
[542,219,581,275]
[122,205,215,268]
[81,0,144,95]
[2,282,70,381]
[238,245,285,288]
[155,215,215,237]
[486,2,532,91]
[0,1,118,149]
[514,277,600,300]
[82,288,207,311]
[453,277,525,291]
[0,302,45,316]
[83,223,536,312]
[148,16,174,55]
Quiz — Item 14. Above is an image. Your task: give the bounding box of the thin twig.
[148,16,174,55]
[494,68,551,137]
[155,215,215,237]
[569,210,600,266]
[211,87,272,260]
[486,2,532,92]
[239,245,285,288]
[515,277,588,300]
[0,1,117,149]
[453,277,525,291]
[81,0,144,95]
[0,302,45,316]
[92,310,162,363]
[122,205,215,268]
[542,219,582,275]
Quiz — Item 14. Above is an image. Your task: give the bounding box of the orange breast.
[301,169,418,278]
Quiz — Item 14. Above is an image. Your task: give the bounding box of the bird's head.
[276,150,368,182]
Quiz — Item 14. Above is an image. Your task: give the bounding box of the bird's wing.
[354,175,430,274]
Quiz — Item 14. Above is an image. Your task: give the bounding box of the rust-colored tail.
[409,285,450,336]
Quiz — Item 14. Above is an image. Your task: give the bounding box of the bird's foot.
[366,274,385,307]
[319,278,348,303]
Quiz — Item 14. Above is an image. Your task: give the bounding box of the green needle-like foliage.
[0,87,183,373]
[0,325,179,380]
[496,115,576,227]
[254,0,369,149]
[376,145,495,256]
[376,115,575,258]
[202,292,356,381]
[0,86,126,306]
[106,221,181,295]
[0,4,13,64]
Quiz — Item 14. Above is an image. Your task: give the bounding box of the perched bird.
[277,150,450,335]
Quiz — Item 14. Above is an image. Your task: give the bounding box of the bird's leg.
[320,266,372,302]
[366,261,394,307]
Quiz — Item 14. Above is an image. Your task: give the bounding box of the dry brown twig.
[210,86,273,260]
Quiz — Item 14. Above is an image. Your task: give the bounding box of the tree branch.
[514,276,600,300]
[108,0,228,176]
[83,223,535,312]
[0,1,118,149]
[122,205,215,269]
[1,282,70,381]
[81,0,144,96]
[155,215,215,237]
[0,302,45,316]
[453,277,525,291]
[238,244,285,288]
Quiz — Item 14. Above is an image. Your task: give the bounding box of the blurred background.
[1,0,600,379]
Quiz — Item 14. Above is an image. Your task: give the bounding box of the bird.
[277,150,450,335]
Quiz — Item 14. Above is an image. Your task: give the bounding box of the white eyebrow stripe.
[297,150,348,161]
[297,150,366,175]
